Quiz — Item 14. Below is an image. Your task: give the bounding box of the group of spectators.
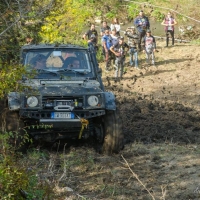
[83,10,177,80]
[28,10,177,79]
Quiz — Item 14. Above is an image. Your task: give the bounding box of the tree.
[0,0,55,64]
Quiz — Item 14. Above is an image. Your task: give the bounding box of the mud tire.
[102,109,124,154]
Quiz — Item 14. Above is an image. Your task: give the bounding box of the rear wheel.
[102,109,124,154]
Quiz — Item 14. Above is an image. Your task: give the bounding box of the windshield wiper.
[36,69,59,76]
[57,68,88,75]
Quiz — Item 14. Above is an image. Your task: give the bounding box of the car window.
[25,49,91,73]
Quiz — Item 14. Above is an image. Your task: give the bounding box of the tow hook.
[78,118,89,139]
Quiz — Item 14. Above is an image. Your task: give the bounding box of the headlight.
[87,95,99,106]
[27,96,38,107]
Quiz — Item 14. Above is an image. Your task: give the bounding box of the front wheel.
[102,109,124,154]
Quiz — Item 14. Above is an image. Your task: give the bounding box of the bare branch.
[121,154,156,200]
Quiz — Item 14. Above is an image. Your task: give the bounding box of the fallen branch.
[121,154,156,200]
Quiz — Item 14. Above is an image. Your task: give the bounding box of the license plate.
[51,112,74,119]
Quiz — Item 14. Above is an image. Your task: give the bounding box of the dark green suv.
[5,43,124,154]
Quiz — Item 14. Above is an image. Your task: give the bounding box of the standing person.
[110,28,119,65]
[134,10,150,51]
[161,11,177,47]
[143,29,156,67]
[100,21,111,57]
[111,18,121,36]
[110,36,129,80]
[100,21,111,36]
[102,29,113,72]
[125,27,139,68]
[83,24,98,47]
[110,28,119,46]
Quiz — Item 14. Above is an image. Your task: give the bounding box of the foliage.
[0,0,54,63]
[38,0,127,44]
[127,3,141,19]
[39,0,92,43]
[0,132,54,199]
[0,64,28,99]
[0,132,28,199]
[151,9,165,21]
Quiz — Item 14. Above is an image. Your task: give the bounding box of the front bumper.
[20,109,105,120]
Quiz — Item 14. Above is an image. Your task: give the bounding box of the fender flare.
[104,92,116,110]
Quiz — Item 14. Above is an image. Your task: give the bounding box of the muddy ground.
[3,40,200,199]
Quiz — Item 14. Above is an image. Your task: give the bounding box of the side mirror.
[98,67,102,75]
[22,75,28,82]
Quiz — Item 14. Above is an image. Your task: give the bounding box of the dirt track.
[50,40,200,199]
[103,40,200,145]
[92,40,200,199]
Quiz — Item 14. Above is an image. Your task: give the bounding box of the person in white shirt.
[111,18,121,36]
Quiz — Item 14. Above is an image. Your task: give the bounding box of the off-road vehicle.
[4,43,123,153]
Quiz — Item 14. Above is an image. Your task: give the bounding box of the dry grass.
[18,142,200,199]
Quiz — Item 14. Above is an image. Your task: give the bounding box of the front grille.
[42,96,84,110]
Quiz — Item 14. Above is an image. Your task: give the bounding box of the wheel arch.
[104,92,116,110]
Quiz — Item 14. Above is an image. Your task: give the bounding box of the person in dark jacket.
[110,36,129,80]
[83,24,98,53]
[134,10,150,51]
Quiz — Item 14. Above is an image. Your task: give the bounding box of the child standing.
[143,29,156,67]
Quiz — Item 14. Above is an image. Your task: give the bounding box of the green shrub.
[0,132,54,199]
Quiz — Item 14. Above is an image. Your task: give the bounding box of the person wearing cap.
[110,36,129,80]
[161,11,177,47]
[134,10,150,51]
[125,26,139,68]
[143,29,156,67]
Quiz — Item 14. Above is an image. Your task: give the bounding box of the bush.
[0,132,54,199]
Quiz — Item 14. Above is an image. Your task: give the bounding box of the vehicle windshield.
[24,49,92,75]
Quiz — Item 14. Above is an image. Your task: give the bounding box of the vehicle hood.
[24,79,103,95]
